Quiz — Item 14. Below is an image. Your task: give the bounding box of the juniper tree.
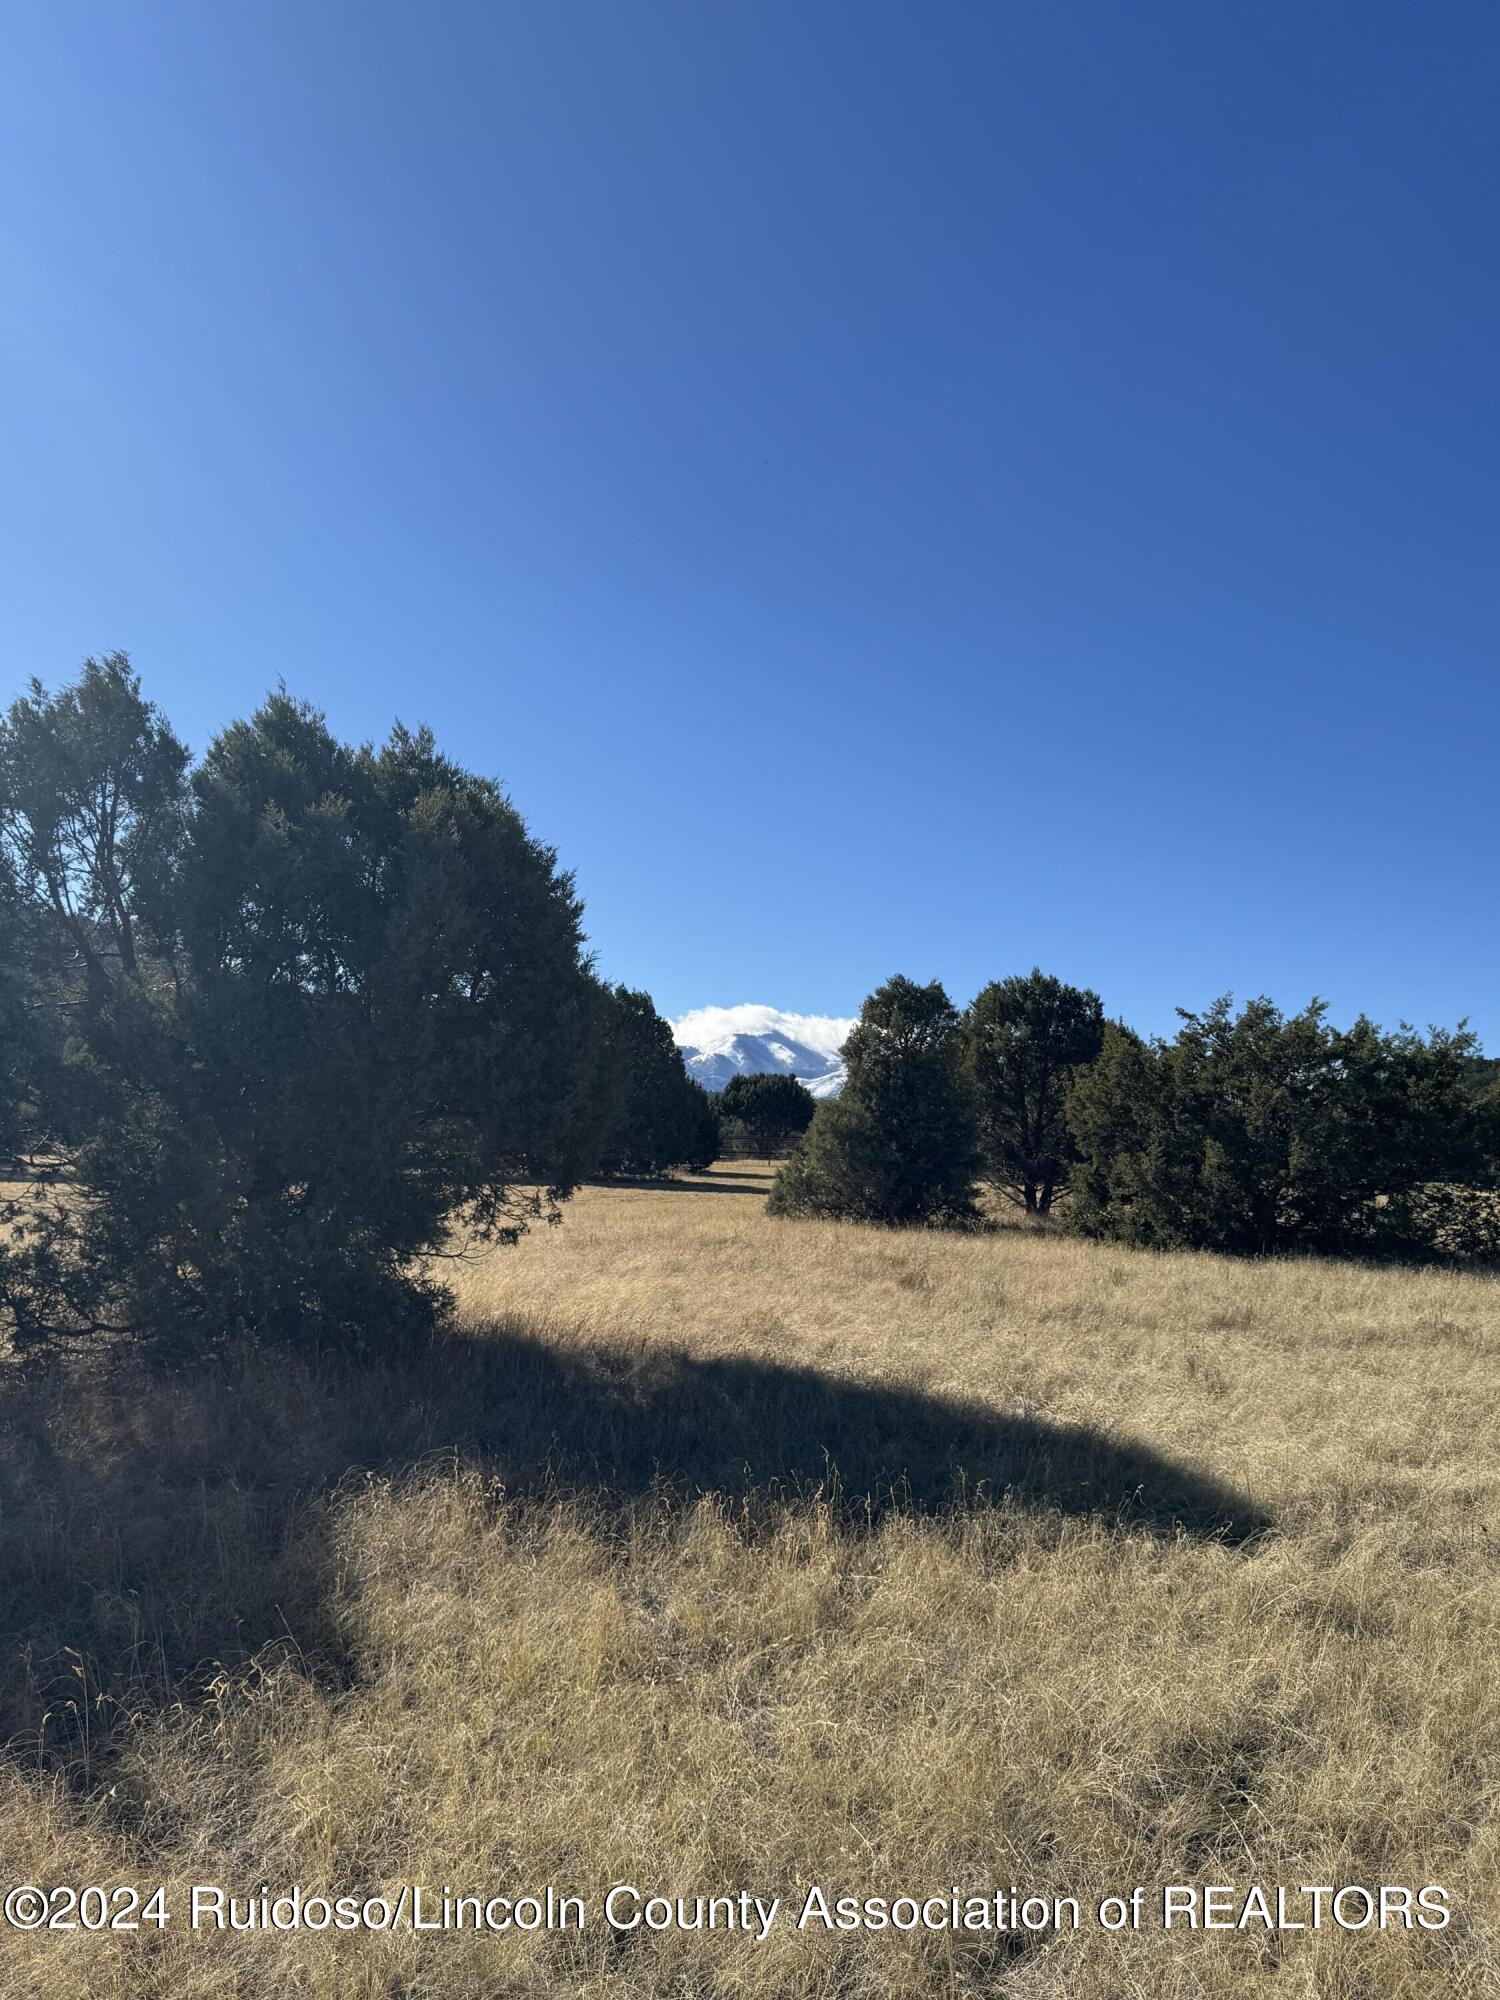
[961,969,1104,1214]
[769,976,978,1225]
[677,1077,723,1172]
[0,860,43,1160]
[0,667,601,1353]
[0,654,187,996]
[590,984,721,1176]
[1066,997,1487,1256]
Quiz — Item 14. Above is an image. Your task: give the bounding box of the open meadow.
[1,1165,1497,1998]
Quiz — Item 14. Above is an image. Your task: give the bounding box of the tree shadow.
[436,1322,1271,1543]
[0,1322,1268,1789]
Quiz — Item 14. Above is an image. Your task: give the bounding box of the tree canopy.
[588,984,721,1177]
[1066,997,1487,1257]
[0,663,600,1353]
[962,969,1104,1213]
[719,1071,816,1157]
[769,976,978,1225]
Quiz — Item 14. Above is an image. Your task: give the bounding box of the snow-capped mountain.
[680,1032,846,1098]
[672,1004,854,1099]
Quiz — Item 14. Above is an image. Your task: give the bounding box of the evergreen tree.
[962,969,1104,1213]
[0,657,193,1343]
[769,976,978,1224]
[677,1076,723,1173]
[0,859,42,1160]
[1066,996,1488,1256]
[719,1071,816,1158]
[591,984,720,1175]
[1464,1054,1500,1180]
[0,654,187,995]
[1,668,599,1352]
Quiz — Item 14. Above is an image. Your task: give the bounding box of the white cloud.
[670,1003,855,1060]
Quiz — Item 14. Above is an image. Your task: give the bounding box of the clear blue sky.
[3,2,1496,1045]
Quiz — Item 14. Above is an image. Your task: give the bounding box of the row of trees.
[4,656,1494,1366]
[718,1071,818,1157]
[770,972,1499,1260]
[0,658,714,1355]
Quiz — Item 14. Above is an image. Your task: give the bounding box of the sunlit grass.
[1,1164,1496,1996]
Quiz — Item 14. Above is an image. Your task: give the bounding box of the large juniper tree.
[0,663,600,1353]
[961,969,1104,1214]
[769,976,978,1224]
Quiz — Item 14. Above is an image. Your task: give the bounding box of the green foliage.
[0,653,189,1172]
[0,653,188,991]
[1,669,598,1354]
[590,984,721,1176]
[1465,1055,1500,1180]
[5,652,1494,1353]
[770,976,978,1225]
[677,1078,723,1173]
[719,1071,816,1158]
[1066,997,1487,1257]
[961,969,1104,1213]
[0,860,43,1158]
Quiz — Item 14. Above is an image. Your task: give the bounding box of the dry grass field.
[1,1164,1497,1998]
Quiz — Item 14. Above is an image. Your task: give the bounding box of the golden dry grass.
[1,1164,1497,1997]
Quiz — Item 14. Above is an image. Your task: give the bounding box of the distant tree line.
[0,658,715,1356]
[718,1071,817,1158]
[770,971,1500,1261]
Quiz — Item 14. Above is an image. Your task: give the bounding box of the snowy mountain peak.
[671,1005,854,1099]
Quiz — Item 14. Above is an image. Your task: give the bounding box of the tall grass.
[1,1165,1496,1996]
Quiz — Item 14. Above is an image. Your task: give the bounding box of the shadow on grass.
[443,1323,1271,1543]
[0,1321,1269,1785]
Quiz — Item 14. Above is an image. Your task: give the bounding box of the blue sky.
[3,2,1496,1044]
